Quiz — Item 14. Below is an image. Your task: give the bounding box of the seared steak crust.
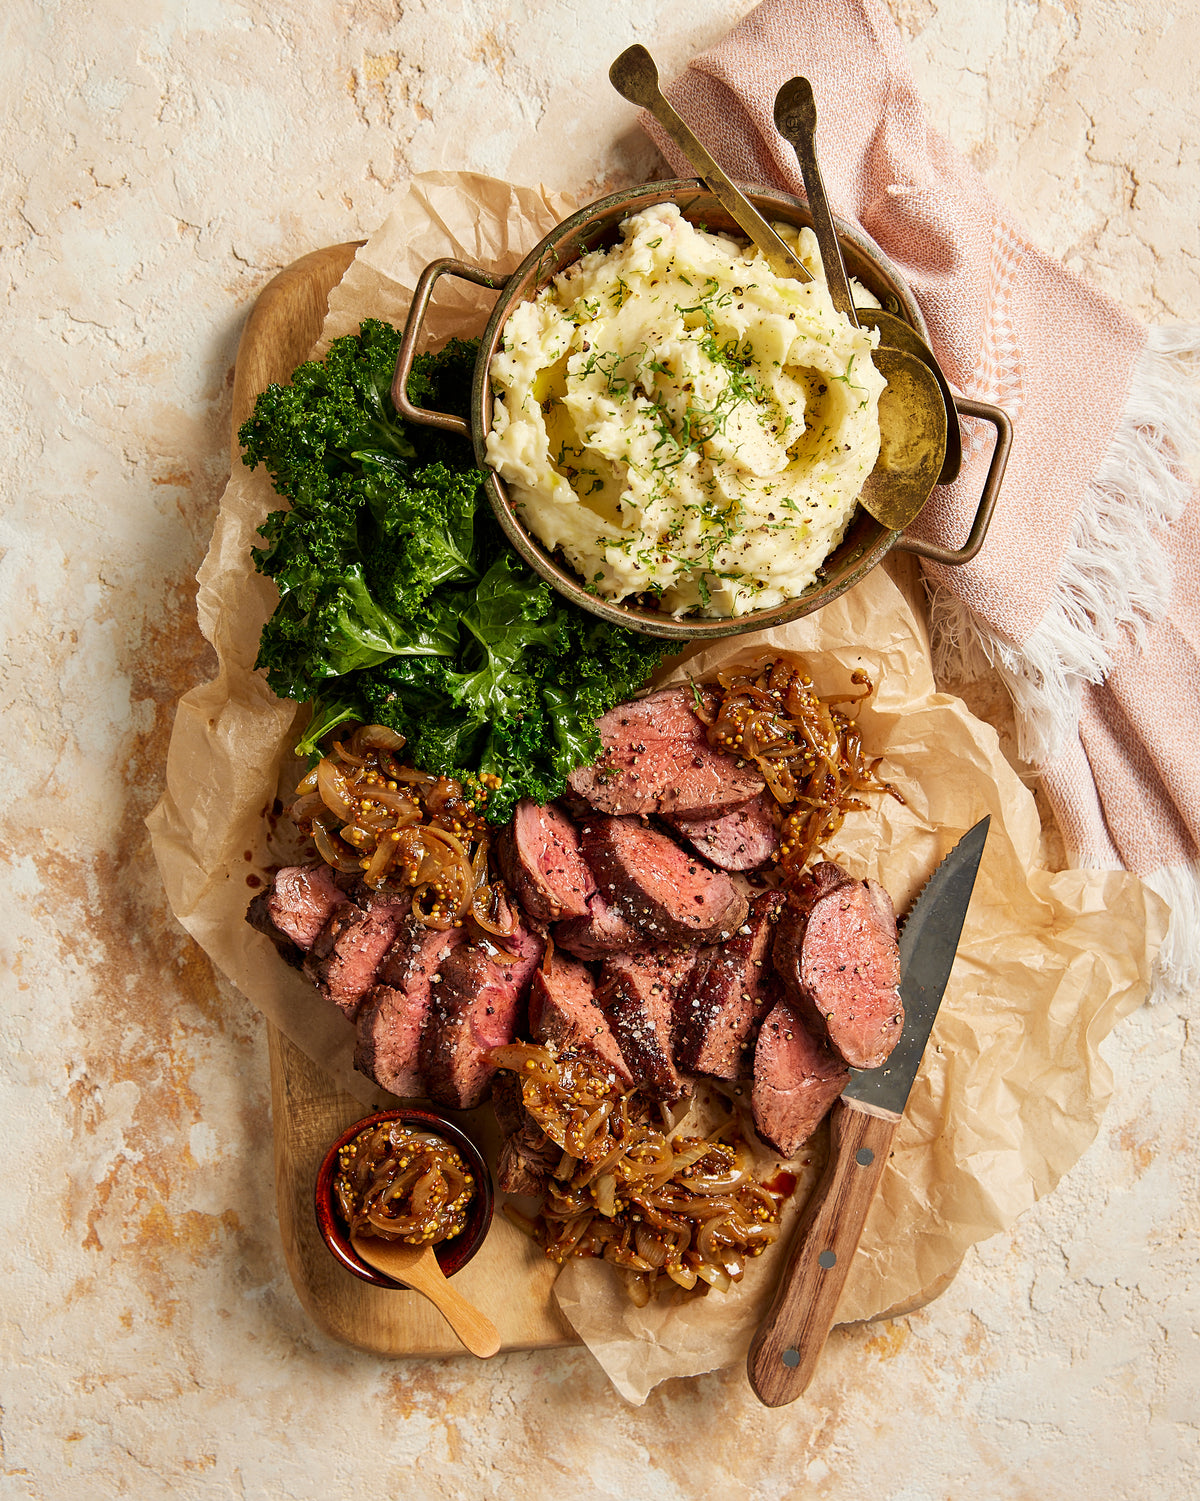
[567,688,764,818]
[597,949,699,1101]
[246,891,303,968]
[772,862,903,1069]
[491,1075,561,1195]
[303,890,413,1021]
[420,928,544,1110]
[497,1131,561,1197]
[674,891,783,1080]
[353,923,468,1097]
[582,816,749,947]
[752,992,849,1157]
[496,801,595,923]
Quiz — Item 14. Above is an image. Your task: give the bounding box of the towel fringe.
[928,323,1200,1001]
[933,325,1200,760]
[1144,860,1200,1001]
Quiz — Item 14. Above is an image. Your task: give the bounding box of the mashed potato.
[484,202,885,617]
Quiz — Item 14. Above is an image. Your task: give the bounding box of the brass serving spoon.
[611,46,945,532]
[774,75,962,486]
[351,1234,501,1358]
[609,45,813,284]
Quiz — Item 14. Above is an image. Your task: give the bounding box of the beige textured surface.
[2,2,1197,1497]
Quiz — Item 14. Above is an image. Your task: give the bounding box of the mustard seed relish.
[334,1121,475,1246]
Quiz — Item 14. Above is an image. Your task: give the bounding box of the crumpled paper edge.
[145,171,1169,1405]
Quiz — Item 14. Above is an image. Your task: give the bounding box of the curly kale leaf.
[243,322,674,818]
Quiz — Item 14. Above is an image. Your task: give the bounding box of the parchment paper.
[147,171,1168,1402]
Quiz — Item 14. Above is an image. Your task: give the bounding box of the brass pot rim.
[471,178,929,641]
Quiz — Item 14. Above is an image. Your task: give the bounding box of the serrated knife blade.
[747,815,990,1407]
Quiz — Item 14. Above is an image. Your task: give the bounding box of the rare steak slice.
[246,862,351,964]
[303,889,413,1021]
[597,949,699,1101]
[495,801,595,923]
[353,923,468,1096]
[553,889,647,959]
[567,688,764,818]
[421,928,544,1110]
[582,816,749,947]
[667,792,781,872]
[772,861,903,1070]
[674,890,783,1080]
[752,993,849,1157]
[529,956,632,1086]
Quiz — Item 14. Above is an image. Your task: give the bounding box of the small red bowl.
[314,1108,494,1288]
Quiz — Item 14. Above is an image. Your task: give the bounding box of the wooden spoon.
[351,1234,501,1358]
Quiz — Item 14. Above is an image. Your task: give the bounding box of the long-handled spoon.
[771,75,947,527]
[611,46,945,532]
[351,1234,501,1358]
[609,46,813,284]
[774,75,962,486]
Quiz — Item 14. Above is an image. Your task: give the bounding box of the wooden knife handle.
[747,1097,899,1406]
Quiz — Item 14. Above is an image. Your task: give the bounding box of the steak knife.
[746,814,990,1406]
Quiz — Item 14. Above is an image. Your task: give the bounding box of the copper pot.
[393,180,1010,641]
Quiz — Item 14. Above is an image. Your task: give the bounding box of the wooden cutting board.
[230,243,956,1361]
[231,243,576,1356]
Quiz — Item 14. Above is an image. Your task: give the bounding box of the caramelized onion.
[288,727,511,927]
[495,1044,793,1304]
[702,652,902,884]
[334,1121,475,1247]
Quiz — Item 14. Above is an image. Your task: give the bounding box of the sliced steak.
[668,792,780,872]
[674,890,783,1080]
[582,816,749,947]
[377,917,467,993]
[353,923,468,1097]
[597,949,699,1101]
[246,862,351,964]
[567,687,764,818]
[529,956,633,1086]
[497,1131,560,1196]
[553,888,648,959]
[495,801,595,923]
[420,928,544,1110]
[752,994,849,1157]
[490,1071,528,1139]
[246,891,303,968]
[353,985,427,1098]
[303,890,413,1021]
[772,861,903,1069]
[490,1072,560,1195]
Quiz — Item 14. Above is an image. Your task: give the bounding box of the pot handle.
[391,258,511,437]
[895,396,1013,566]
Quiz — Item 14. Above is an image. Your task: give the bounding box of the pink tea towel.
[643,0,1200,997]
